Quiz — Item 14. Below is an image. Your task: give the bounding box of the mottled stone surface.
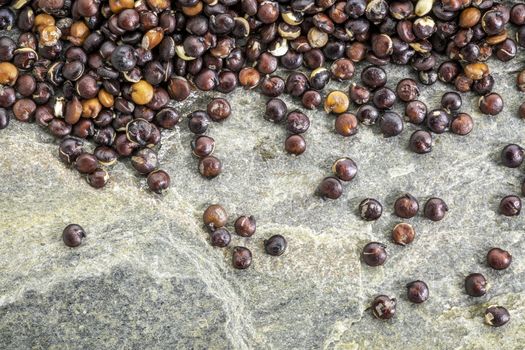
[1,18,525,350]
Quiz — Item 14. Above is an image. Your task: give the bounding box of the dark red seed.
[210,228,231,247]
[264,234,287,256]
[394,194,419,218]
[501,144,524,168]
[406,280,429,303]
[465,273,487,297]
[370,295,396,320]
[486,248,512,270]
[423,198,448,221]
[362,242,387,266]
[485,306,510,327]
[232,246,252,269]
[499,195,521,216]
[318,176,343,200]
[62,224,86,247]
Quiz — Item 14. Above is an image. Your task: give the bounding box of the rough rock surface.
[1,17,525,350]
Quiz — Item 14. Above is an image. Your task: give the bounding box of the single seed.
[285,134,306,155]
[479,93,503,116]
[207,98,231,122]
[361,65,387,90]
[405,101,427,125]
[451,113,474,135]
[59,137,84,164]
[75,152,98,174]
[406,280,429,303]
[286,110,310,134]
[203,204,227,231]
[501,144,524,168]
[232,246,252,269]
[392,223,415,246]
[199,156,222,178]
[147,169,170,194]
[331,157,357,181]
[131,148,158,174]
[409,130,432,154]
[191,135,215,158]
[486,248,512,270]
[265,98,287,123]
[86,168,109,189]
[372,87,396,110]
[324,90,349,114]
[396,78,419,102]
[379,112,403,137]
[484,306,510,327]
[464,62,489,80]
[318,176,343,200]
[359,198,383,221]
[302,90,322,109]
[62,224,86,247]
[371,295,396,320]
[234,215,256,237]
[188,111,210,134]
[334,113,358,137]
[394,194,419,218]
[426,109,450,134]
[424,197,448,221]
[465,273,487,297]
[210,228,231,247]
[94,146,118,166]
[356,105,379,125]
[349,84,371,105]
[499,195,521,216]
[264,234,287,256]
[362,242,387,266]
[441,92,462,111]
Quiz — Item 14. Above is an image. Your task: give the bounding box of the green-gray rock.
[1,23,525,350]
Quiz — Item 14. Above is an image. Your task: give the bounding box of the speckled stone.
[1,13,525,349]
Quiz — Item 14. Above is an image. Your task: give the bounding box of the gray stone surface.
[1,18,525,350]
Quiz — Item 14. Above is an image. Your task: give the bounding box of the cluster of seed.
[264,96,311,155]
[360,194,447,275]
[317,157,358,199]
[0,0,523,191]
[360,194,447,261]
[463,246,512,327]
[499,143,525,216]
[202,204,287,269]
[60,212,288,269]
[407,90,475,153]
[358,193,512,326]
[189,97,231,179]
[0,0,521,330]
[360,195,435,317]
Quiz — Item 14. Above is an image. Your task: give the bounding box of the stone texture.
[1,17,525,350]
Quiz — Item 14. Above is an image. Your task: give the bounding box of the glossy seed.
[362,242,387,266]
[499,195,521,216]
[232,246,252,269]
[394,194,419,219]
[486,248,512,270]
[465,273,487,297]
[484,306,510,327]
[210,228,231,247]
[62,224,86,247]
[359,198,383,221]
[406,280,429,303]
[234,215,256,237]
[392,223,415,246]
[264,234,287,256]
[424,198,448,221]
[371,295,396,320]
